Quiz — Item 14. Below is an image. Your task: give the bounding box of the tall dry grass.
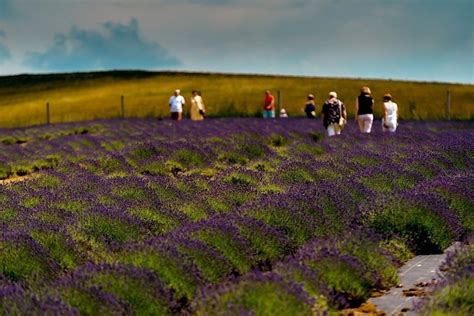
[0,71,472,128]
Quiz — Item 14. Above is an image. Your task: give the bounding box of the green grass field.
[0,71,473,128]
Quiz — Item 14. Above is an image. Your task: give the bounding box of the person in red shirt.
[263,90,275,118]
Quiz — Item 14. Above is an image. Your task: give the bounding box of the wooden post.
[121,95,125,118]
[277,90,281,118]
[445,90,451,120]
[46,102,50,125]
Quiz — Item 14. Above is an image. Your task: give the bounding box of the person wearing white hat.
[322,91,346,137]
[169,89,185,121]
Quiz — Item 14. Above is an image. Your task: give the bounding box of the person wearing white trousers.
[322,91,346,137]
[355,86,374,133]
[382,93,398,132]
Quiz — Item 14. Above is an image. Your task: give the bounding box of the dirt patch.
[342,302,385,315]
[402,287,426,297]
[370,290,387,298]
[0,173,40,185]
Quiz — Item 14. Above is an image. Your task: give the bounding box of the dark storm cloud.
[0,31,11,62]
[24,18,180,72]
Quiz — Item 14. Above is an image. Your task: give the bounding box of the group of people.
[321,86,398,136]
[267,87,398,137]
[168,87,399,137]
[169,89,206,121]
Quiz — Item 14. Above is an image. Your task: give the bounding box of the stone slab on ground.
[369,253,448,315]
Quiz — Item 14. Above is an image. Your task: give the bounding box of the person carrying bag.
[322,91,346,137]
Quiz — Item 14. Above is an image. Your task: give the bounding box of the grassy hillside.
[0,71,472,128]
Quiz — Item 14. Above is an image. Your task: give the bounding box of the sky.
[0,0,472,83]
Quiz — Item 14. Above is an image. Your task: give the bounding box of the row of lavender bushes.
[419,237,473,315]
[0,118,472,314]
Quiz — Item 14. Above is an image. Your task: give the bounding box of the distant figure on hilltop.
[190,90,206,121]
[382,93,398,132]
[279,108,288,118]
[169,89,185,121]
[355,86,374,133]
[304,94,316,118]
[263,90,275,118]
[322,91,346,137]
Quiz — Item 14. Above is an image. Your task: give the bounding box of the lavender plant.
[0,118,472,313]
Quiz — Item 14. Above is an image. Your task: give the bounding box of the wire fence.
[0,88,467,130]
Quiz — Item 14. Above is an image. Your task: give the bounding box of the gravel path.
[370,243,460,315]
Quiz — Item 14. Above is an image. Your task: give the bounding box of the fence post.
[445,90,451,120]
[277,90,281,118]
[46,102,50,125]
[121,95,125,118]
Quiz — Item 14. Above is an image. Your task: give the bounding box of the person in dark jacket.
[355,86,374,133]
[322,91,346,137]
[304,94,316,118]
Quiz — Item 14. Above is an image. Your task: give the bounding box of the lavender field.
[0,118,473,315]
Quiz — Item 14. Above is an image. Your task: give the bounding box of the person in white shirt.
[382,94,398,132]
[190,90,206,121]
[169,89,185,121]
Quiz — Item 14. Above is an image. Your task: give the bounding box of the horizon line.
[0,69,472,86]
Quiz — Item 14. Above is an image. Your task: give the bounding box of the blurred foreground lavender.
[418,237,474,316]
[0,118,473,314]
